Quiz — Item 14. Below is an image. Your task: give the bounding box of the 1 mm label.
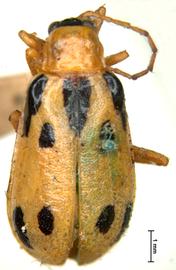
[148,230,158,263]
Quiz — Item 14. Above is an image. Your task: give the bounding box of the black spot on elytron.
[39,123,55,148]
[63,76,91,136]
[23,74,48,137]
[13,207,32,249]
[48,18,95,34]
[96,205,115,234]
[38,206,54,235]
[122,202,133,229]
[103,72,127,130]
[116,202,133,242]
[99,120,117,153]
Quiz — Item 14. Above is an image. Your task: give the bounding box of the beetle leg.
[9,110,22,132]
[19,30,45,75]
[131,145,169,166]
[26,48,42,75]
[0,73,30,136]
[82,11,157,79]
[105,50,129,66]
[19,30,45,50]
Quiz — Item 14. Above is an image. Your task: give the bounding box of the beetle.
[7,6,169,265]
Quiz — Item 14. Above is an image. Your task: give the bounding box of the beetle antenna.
[80,11,157,79]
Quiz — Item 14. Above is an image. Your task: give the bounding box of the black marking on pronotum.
[96,205,115,234]
[48,18,95,34]
[39,123,55,148]
[63,76,91,136]
[116,202,133,241]
[38,206,54,235]
[99,120,117,153]
[23,74,48,136]
[13,206,32,249]
[103,72,127,130]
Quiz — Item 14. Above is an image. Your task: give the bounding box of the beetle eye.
[48,18,95,34]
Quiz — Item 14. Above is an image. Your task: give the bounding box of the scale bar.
[148,230,154,263]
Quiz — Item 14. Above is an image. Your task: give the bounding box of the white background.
[0,0,176,269]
